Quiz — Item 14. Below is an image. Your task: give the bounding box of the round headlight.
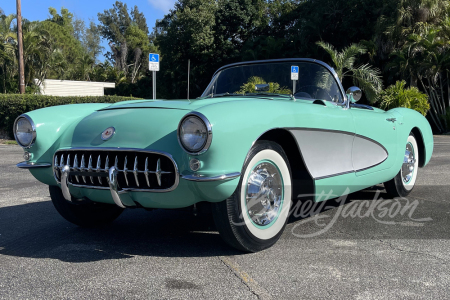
[14,115,36,148]
[178,113,212,155]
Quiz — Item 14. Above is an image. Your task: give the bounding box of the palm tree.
[77,53,94,81]
[0,14,17,93]
[316,41,383,103]
[404,25,450,132]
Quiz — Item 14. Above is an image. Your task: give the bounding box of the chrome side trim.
[108,166,126,208]
[17,162,52,169]
[13,114,37,149]
[53,148,180,193]
[182,172,241,182]
[177,111,213,156]
[61,165,72,201]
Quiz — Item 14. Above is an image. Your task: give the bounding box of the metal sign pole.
[187,59,190,100]
[293,80,296,95]
[149,53,159,100]
[152,71,156,100]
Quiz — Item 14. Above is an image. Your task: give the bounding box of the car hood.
[68,107,187,152]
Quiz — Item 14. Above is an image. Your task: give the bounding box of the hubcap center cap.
[401,143,415,184]
[246,161,283,227]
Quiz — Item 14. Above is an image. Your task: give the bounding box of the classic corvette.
[14,58,433,252]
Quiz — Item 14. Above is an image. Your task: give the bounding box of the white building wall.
[38,79,115,97]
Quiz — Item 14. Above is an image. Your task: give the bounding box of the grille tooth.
[105,155,109,171]
[144,157,150,187]
[123,156,129,186]
[88,155,94,184]
[96,155,102,184]
[74,155,79,183]
[156,158,162,186]
[80,154,86,183]
[54,155,59,178]
[60,154,64,169]
[133,156,139,187]
[66,154,70,167]
[114,156,118,169]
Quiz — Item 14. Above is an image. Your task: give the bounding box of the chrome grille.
[53,149,178,192]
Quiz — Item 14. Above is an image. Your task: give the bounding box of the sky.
[1,0,177,61]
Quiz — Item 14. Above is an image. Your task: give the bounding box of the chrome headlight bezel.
[177,112,212,155]
[13,114,37,149]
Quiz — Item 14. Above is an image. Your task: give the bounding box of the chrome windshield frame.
[201,58,348,107]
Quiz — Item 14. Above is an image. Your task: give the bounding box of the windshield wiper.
[244,93,296,100]
[198,92,243,99]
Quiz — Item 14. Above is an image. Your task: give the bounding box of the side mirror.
[346,86,362,103]
[255,84,270,92]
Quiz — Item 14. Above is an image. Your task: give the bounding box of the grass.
[0,139,17,145]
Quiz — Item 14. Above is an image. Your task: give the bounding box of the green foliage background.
[2,0,450,132]
[379,81,430,116]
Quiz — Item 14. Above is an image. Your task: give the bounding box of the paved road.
[0,137,449,299]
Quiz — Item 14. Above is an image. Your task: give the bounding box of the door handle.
[386,118,396,123]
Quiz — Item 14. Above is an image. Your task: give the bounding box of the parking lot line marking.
[219,256,273,300]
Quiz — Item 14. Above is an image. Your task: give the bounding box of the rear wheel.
[212,141,292,252]
[49,186,124,227]
[384,133,419,198]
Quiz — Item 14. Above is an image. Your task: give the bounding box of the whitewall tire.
[385,133,419,198]
[212,141,292,252]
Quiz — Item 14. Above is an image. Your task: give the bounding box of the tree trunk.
[419,76,444,133]
[447,71,450,108]
[2,63,5,93]
[439,73,448,131]
[427,77,445,116]
[410,73,418,88]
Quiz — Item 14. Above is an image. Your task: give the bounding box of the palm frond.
[350,64,384,103]
[316,41,339,69]
[341,43,367,70]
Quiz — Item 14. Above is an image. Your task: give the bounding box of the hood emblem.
[101,127,115,141]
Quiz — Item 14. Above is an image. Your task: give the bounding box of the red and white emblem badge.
[101,127,115,141]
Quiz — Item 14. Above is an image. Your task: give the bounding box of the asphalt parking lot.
[0,136,449,299]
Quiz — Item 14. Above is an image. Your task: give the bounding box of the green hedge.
[0,94,141,139]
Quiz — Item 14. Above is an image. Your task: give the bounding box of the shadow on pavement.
[0,200,241,263]
[0,185,448,262]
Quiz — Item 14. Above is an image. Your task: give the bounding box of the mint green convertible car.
[14,59,433,252]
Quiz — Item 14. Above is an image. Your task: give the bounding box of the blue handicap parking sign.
[150,53,160,62]
[291,66,299,73]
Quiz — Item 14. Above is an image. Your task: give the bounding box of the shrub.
[378,80,430,116]
[0,94,141,139]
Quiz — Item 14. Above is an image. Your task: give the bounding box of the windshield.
[202,61,344,103]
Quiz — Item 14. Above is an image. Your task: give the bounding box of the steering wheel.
[294,85,335,102]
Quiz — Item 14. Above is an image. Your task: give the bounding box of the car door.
[350,106,398,176]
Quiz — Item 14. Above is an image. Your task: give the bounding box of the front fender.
[389,107,434,168]
[20,103,112,185]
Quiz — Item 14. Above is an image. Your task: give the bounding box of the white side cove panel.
[289,129,388,180]
[37,79,115,97]
[289,129,354,179]
[352,136,388,171]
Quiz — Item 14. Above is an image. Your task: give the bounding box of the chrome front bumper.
[17,161,52,169]
[59,168,241,208]
[181,173,241,182]
[18,149,241,208]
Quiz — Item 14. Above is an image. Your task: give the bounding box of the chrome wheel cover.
[245,160,283,227]
[401,142,416,184]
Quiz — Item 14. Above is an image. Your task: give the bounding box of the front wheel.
[212,141,292,252]
[49,186,124,227]
[384,133,419,198]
